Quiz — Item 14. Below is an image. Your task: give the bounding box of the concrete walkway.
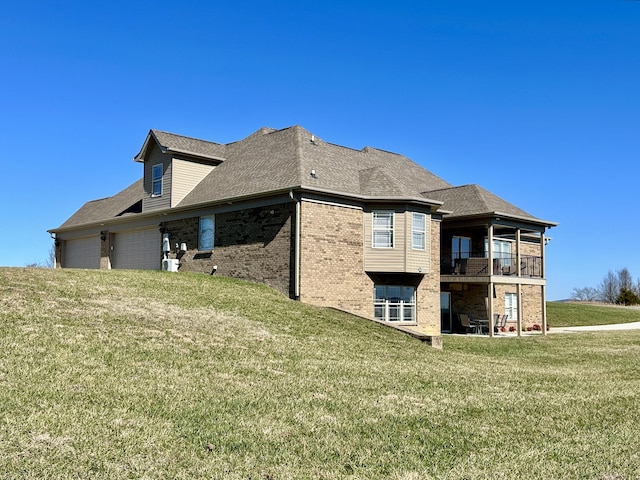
[549,321,640,333]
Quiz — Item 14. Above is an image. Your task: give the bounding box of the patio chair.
[458,313,479,334]
[471,312,489,334]
[494,314,508,334]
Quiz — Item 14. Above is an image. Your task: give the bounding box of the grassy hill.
[547,300,640,327]
[1,268,639,479]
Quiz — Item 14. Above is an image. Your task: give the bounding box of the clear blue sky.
[1,0,638,300]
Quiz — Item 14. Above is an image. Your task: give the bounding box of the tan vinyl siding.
[142,143,171,212]
[363,209,405,272]
[171,159,215,208]
[363,209,432,273]
[405,211,431,274]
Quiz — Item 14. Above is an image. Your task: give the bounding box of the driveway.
[549,321,640,333]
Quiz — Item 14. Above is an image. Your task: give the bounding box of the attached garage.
[112,228,161,270]
[64,236,101,269]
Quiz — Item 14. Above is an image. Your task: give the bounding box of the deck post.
[488,223,495,337]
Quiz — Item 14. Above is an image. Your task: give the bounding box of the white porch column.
[516,229,521,277]
[542,284,547,336]
[541,232,547,335]
[540,232,546,278]
[488,224,495,337]
[517,283,523,337]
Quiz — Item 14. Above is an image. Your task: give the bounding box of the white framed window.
[485,238,512,267]
[412,212,426,250]
[372,211,394,248]
[199,215,215,251]
[374,285,416,323]
[152,164,163,197]
[505,292,518,321]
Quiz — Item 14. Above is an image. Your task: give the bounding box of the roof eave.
[50,184,449,234]
[444,210,558,228]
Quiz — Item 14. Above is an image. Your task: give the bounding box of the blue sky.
[1,1,638,300]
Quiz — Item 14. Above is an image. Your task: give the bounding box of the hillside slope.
[1,268,639,479]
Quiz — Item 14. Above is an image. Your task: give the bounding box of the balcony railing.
[441,254,543,278]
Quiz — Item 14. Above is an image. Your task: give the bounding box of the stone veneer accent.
[163,203,294,296]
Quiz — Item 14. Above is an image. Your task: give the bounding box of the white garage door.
[112,229,160,270]
[65,236,101,269]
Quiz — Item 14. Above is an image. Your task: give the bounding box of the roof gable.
[134,129,226,163]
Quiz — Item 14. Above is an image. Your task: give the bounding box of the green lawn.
[547,301,640,327]
[1,268,639,479]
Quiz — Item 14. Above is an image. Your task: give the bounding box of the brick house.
[49,126,557,342]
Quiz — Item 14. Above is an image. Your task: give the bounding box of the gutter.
[49,184,448,235]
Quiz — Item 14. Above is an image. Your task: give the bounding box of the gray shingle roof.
[52,126,555,231]
[57,180,144,229]
[134,129,226,162]
[178,126,452,207]
[426,184,555,225]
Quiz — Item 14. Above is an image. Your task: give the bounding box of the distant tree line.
[25,245,55,269]
[571,267,640,305]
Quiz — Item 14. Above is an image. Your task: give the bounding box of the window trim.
[505,292,518,322]
[198,215,215,252]
[485,238,513,267]
[411,212,427,250]
[373,285,417,324]
[151,164,163,197]
[372,210,394,249]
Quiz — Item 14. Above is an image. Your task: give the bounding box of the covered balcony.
[440,253,543,278]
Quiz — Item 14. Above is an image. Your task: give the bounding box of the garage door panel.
[65,237,101,269]
[112,229,160,270]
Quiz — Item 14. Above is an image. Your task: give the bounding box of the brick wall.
[415,219,441,334]
[299,201,441,333]
[163,203,294,296]
[299,201,371,317]
[520,240,542,257]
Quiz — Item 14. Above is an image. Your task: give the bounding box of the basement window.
[374,285,416,323]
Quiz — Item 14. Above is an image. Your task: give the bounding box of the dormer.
[134,130,225,212]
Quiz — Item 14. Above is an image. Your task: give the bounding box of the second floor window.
[152,164,163,197]
[412,212,426,250]
[452,236,471,260]
[372,211,394,248]
[485,238,512,267]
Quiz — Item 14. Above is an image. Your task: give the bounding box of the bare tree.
[25,245,56,269]
[617,267,634,292]
[570,286,599,302]
[46,244,55,269]
[598,270,619,304]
